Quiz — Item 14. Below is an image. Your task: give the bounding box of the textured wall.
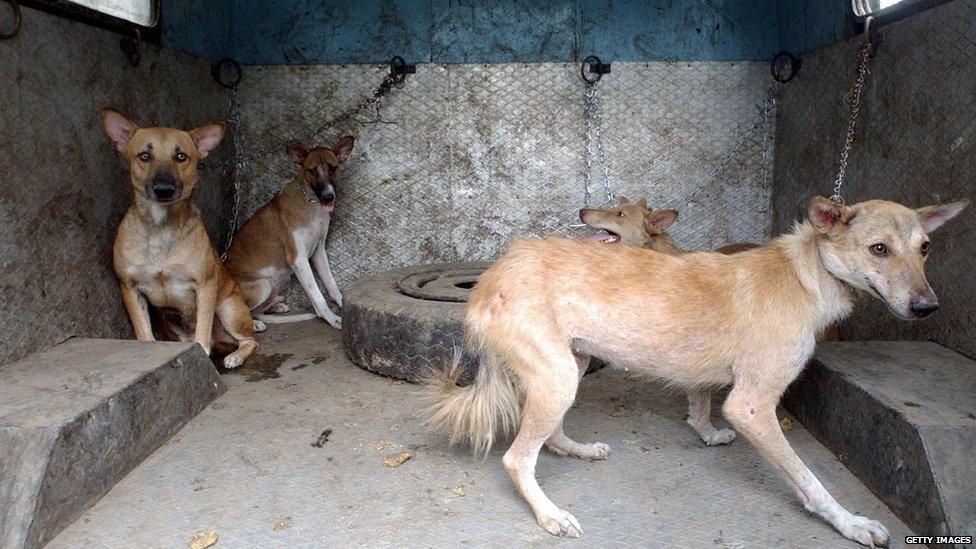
[167,0,783,63]
[770,0,976,357]
[0,7,235,366]
[234,61,776,308]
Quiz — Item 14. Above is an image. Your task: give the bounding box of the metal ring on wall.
[0,0,22,40]
[212,58,243,89]
[581,55,604,85]
[770,51,801,83]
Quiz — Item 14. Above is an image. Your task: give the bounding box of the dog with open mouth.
[225,137,353,330]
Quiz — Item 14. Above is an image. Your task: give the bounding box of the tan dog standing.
[103,108,257,368]
[225,138,353,330]
[427,196,967,545]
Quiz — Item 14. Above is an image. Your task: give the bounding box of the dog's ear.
[617,196,630,205]
[189,122,225,159]
[636,198,648,210]
[101,108,139,154]
[286,143,309,165]
[809,196,855,235]
[916,199,969,233]
[644,209,678,234]
[334,136,355,162]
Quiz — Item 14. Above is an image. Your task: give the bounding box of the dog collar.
[298,181,320,205]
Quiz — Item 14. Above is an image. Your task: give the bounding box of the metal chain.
[683,83,780,205]
[200,72,402,174]
[219,87,246,260]
[830,42,872,204]
[582,82,615,206]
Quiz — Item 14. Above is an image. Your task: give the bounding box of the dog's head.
[101,108,224,204]
[579,197,678,247]
[809,195,969,320]
[286,136,355,213]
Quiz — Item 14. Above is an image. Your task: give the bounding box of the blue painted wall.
[162,0,854,64]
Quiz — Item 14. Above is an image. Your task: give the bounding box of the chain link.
[200,71,405,259]
[582,81,615,207]
[682,83,780,205]
[830,42,872,204]
[218,87,246,260]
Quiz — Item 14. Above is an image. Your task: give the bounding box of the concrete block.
[783,341,976,538]
[0,338,225,549]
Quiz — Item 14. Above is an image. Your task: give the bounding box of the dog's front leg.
[120,282,154,341]
[193,283,217,355]
[312,243,343,307]
[723,381,890,547]
[291,257,341,329]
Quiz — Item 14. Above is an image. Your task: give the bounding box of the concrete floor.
[51,321,912,548]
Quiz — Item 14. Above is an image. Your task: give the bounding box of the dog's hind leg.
[723,372,889,547]
[687,389,736,446]
[545,354,611,461]
[217,295,259,369]
[502,342,584,538]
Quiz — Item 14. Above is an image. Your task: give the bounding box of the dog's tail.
[422,344,522,456]
[254,313,318,324]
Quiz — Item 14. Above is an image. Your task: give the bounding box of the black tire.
[341,262,490,384]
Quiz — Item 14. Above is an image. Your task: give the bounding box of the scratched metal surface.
[770,0,976,358]
[234,61,776,310]
[0,7,234,366]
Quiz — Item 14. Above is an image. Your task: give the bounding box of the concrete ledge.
[783,341,976,539]
[0,338,225,549]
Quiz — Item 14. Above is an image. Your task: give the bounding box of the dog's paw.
[223,353,245,369]
[267,302,289,314]
[581,442,611,460]
[838,515,890,547]
[252,319,267,333]
[323,315,341,330]
[538,509,583,538]
[703,428,736,446]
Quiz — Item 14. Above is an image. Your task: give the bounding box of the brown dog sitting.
[102,108,258,368]
[225,138,353,330]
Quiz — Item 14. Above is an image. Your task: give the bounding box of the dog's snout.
[148,172,181,202]
[321,191,336,203]
[910,295,939,318]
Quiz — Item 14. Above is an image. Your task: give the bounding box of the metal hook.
[863,15,881,57]
[0,0,22,40]
[389,55,415,88]
[769,51,801,83]
[211,58,243,89]
[581,55,610,85]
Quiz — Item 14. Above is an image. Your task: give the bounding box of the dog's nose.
[149,174,181,202]
[321,191,336,203]
[910,296,939,318]
[579,209,589,221]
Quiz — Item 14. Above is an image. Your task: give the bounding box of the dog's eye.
[137,151,152,162]
[617,211,625,217]
[921,241,930,256]
[307,167,317,176]
[174,152,188,162]
[869,243,889,257]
